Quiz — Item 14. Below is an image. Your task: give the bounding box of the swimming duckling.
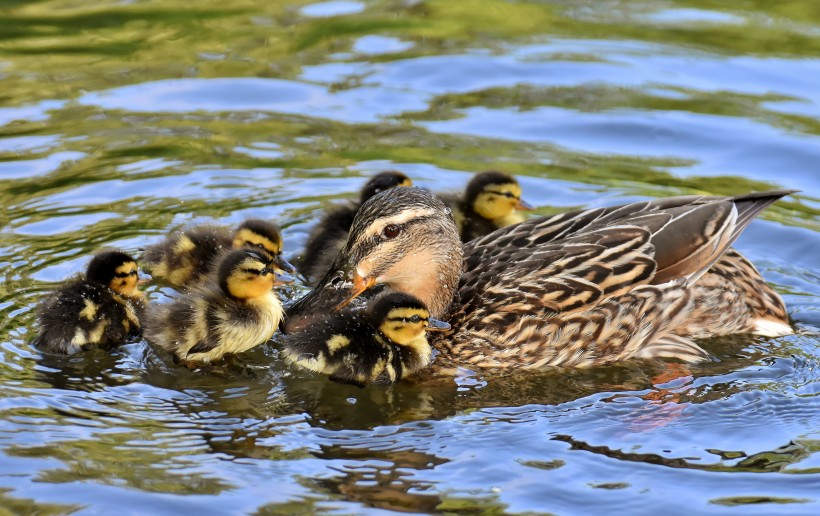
[32,250,146,355]
[282,292,449,386]
[440,171,534,241]
[295,171,412,284]
[142,218,294,288]
[144,249,290,365]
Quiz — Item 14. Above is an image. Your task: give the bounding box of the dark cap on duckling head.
[359,171,413,204]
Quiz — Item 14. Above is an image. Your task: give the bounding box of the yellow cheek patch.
[227,274,272,299]
[399,178,413,187]
[475,183,522,220]
[233,228,282,254]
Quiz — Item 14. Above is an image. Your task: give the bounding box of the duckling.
[144,249,290,365]
[32,250,146,355]
[282,292,450,386]
[287,187,795,370]
[439,171,534,242]
[142,218,294,288]
[295,171,412,284]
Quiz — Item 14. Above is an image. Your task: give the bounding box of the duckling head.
[467,171,534,221]
[231,219,295,274]
[86,250,141,298]
[285,187,462,332]
[218,249,292,300]
[359,171,413,204]
[370,292,450,348]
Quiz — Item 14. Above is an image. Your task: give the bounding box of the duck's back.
[439,191,793,368]
[143,225,232,287]
[282,311,405,385]
[33,279,136,354]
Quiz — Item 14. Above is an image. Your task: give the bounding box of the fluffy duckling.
[143,218,294,288]
[144,249,290,365]
[32,250,146,355]
[295,171,412,284]
[282,292,449,386]
[440,171,534,241]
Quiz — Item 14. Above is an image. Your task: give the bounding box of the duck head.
[87,250,142,299]
[231,219,295,274]
[467,171,533,221]
[218,249,293,300]
[359,170,413,204]
[285,187,462,332]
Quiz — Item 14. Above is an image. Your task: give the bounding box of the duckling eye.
[382,224,401,239]
[409,315,421,323]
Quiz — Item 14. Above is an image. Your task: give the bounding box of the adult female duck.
[285,187,793,370]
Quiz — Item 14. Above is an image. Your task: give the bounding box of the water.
[1,0,819,513]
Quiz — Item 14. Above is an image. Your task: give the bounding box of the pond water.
[1,0,819,513]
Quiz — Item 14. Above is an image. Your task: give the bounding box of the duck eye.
[409,315,421,323]
[382,224,401,239]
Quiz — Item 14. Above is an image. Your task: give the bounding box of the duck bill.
[335,273,375,311]
[426,318,451,332]
[272,271,295,286]
[516,198,535,210]
[271,254,297,274]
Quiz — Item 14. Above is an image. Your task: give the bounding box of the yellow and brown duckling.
[286,187,794,371]
[282,292,449,386]
[142,218,294,288]
[144,249,291,365]
[295,171,413,284]
[440,171,534,242]
[32,250,146,355]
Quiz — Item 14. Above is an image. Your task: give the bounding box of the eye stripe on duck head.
[233,220,283,253]
[86,250,139,285]
[217,250,269,296]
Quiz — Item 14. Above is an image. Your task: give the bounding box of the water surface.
[1,0,819,513]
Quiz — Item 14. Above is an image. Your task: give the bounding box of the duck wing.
[443,190,793,367]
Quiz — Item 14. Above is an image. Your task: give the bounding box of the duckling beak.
[516,198,535,210]
[426,318,451,332]
[271,254,297,274]
[272,271,295,286]
[335,273,375,311]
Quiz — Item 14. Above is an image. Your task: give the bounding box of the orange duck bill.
[334,273,376,311]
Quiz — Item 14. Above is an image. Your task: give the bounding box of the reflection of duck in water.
[142,218,294,288]
[32,250,146,354]
[282,292,449,386]
[295,171,412,284]
[145,249,290,366]
[287,187,793,372]
[439,170,534,241]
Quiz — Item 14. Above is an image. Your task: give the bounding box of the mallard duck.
[285,187,794,370]
[142,218,294,288]
[282,292,449,386]
[32,250,146,354]
[295,171,413,283]
[439,171,534,242]
[144,249,290,365]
